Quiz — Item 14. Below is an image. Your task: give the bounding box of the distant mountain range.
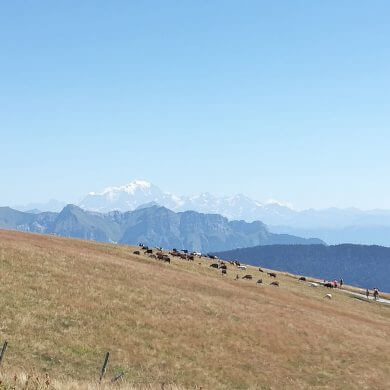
[0,205,324,253]
[215,244,390,292]
[11,179,390,246]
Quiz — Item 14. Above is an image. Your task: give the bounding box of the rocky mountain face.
[0,205,324,253]
[215,244,390,292]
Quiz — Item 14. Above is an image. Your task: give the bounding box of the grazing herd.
[133,244,348,300]
[134,244,171,263]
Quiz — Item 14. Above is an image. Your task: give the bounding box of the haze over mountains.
[0,205,324,253]
[12,180,390,246]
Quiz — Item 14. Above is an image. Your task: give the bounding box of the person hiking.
[365,289,370,299]
[373,288,379,301]
[339,278,344,287]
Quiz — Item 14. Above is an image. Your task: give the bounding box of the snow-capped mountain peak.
[89,180,153,196]
[79,180,293,222]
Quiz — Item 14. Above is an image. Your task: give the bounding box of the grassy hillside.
[0,230,389,389]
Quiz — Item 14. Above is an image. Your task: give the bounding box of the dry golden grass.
[0,230,389,389]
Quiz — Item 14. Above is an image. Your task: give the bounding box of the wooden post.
[99,352,110,383]
[0,341,8,367]
[111,372,124,383]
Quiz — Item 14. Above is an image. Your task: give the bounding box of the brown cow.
[242,275,253,280]
[270,281,279,287]
[268,272,277,278]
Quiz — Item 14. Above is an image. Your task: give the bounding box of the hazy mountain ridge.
[11,180,390,246]
[268,225,390,246]
[215,244,390,292]
[78,181,390,229]
[0,205,324,252]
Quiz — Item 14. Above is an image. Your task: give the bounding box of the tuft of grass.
[0,229,389,389]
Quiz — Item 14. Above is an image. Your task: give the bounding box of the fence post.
[0,341,8,367]
[111,372,124,383]
[99,352,110,383]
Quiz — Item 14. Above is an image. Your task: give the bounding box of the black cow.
[210,263,219,269]
[242,275,253,280]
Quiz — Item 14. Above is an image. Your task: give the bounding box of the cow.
[220,264,227,270]
[308,282,319,288]
[256,279,263,284]
[242,275,253,280]
[270,281,279,287]
[145,249,153,254]
[324,282,334,289]
[133,250,140,255]
[324,293,332,299]
[163,256,171,263]
[237,265,247,271]
[188,255,195,261]
[258,268,264,272]
[299,276,306,281]
[210,263,219,269]
[268,272,277,278]
[221,269,227,275]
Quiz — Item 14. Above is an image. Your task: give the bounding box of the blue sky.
[1,1,389,209]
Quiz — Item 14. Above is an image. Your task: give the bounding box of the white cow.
[324,293,332,299]
[237,265,247,271]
